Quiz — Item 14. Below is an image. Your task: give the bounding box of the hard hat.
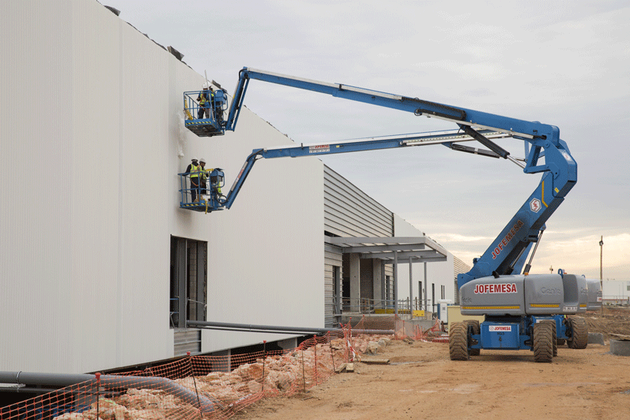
[191,157,198,162]
[202,82,210,89]
[199,158,206,164]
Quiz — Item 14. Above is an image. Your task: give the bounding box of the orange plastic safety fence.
[0,329,395,420]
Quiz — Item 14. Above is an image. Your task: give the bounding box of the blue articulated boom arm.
[457,137,577,288]
[221,129,512,210]
[224,67,466,131]
[225,68,558,145]
[220,68,578,287]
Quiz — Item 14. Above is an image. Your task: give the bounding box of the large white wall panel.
[1,0,324,372]
[167,83,325,352]
[116,17,175,368]
[1,0,76,373]
[200,111,324,351]
[68,0,122,372]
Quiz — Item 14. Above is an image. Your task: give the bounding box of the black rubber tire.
[541,320,558,357]
[567,317,588,349]
[557,338,566,346]
[464,320,481,356]
[449,322,469,361]
[533,322,553,363]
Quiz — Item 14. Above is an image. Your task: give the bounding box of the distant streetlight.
[599,236,604,284]
[599,235,604,314]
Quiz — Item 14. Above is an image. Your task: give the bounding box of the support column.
[334,266,342,315]
[423,262,428,319]
[381,261,388,308]
[373,259,383,310]
[394,251,398,316]
[349,253,361,312]
[409,257,413,315]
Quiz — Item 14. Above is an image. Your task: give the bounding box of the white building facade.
[0,0,463,375]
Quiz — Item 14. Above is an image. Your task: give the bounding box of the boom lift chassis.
[183,68,601,362]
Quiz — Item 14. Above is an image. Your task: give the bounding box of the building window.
[170,236,207,329]
[441,285,446,300]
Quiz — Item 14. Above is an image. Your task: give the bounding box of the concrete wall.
[0,0,322,373]
[602,280,630,301]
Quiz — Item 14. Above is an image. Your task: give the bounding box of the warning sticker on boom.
[309,145,330,154]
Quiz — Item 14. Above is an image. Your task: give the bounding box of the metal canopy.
[325,236,448,263]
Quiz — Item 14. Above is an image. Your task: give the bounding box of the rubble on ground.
[583,307,630,340]
[54,334,391,420]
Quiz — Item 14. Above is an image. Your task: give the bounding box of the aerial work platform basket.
[178,168,226,213]
[183,89,228,137]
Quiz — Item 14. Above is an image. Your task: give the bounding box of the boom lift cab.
[460,272,588,317]
[180,68,601,361]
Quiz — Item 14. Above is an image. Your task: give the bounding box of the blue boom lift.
[182,68,601,362]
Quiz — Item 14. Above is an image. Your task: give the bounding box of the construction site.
[233,308,630,420]
[1,310,630,419]
[2,1,629,419]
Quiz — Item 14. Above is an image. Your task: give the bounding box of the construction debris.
[360,358,390,365]
[48,333,393,420]
[609,333,630,341]
[335,363,348,373]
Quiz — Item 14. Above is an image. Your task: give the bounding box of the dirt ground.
[234,307,630,420]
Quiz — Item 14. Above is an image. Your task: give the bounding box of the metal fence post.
[261,341,267,394]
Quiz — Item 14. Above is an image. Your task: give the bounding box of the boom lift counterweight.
[181,68,601,362]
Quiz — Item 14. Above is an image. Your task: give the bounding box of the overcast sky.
[109,0,629,283]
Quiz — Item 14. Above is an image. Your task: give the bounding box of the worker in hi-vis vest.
[186,157,201,202]
[197,83,214,119]
[199,158,208,195]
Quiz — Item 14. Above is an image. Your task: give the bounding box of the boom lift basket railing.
[178,169,226,213]
[183,89,228,137]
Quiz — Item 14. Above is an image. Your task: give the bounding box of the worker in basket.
[185,157,201,202]
[199,158,208,195]
[197,83,214,119]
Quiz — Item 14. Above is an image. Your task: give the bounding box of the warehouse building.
[0,0,467,375]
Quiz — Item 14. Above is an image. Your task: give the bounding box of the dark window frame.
[170,236,207,329]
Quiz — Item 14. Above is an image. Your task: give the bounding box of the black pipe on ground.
[186,319,395,335]
[0,371,216,414]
